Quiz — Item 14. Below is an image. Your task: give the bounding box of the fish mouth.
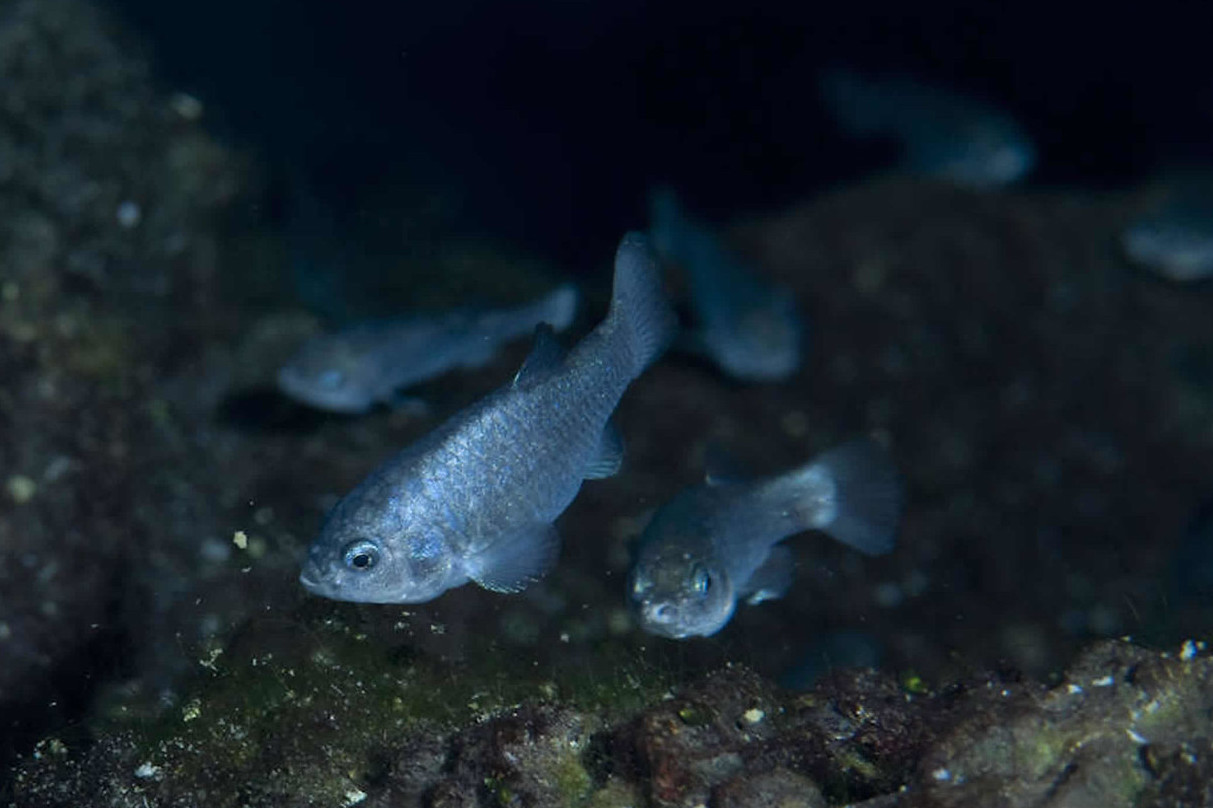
[637,603,690,639]
[298,568,323,590]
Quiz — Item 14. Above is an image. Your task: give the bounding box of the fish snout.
[298,545,333,593]
[644,601,672,623]
[298,563,324,591]
[637,600,689,638]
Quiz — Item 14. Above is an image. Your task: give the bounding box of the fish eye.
[342,539,380,572]
[318,369,346,390]
[691,565,711,595]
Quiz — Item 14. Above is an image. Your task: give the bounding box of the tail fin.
[608,232,678,375]
[801,439,903,556]
[536,283,579,332]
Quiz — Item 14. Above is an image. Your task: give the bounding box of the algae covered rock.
[0,0,245,759]
[915,641,1213,808]
[10,639,1213,807]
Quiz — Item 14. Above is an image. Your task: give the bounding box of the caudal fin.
[609,232,678,375]
[804,439,903,556]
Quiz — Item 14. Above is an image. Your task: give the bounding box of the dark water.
[104,0,1213,263]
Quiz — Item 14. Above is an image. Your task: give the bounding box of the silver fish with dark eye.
[300,233,675,604]
[628,439,903,639]
[278,284,578,414]
[649,187,804,382]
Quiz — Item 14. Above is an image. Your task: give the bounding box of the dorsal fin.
[512,324,566,389]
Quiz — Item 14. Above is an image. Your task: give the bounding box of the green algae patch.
[585,778,643,808]
[79,631,442,806]
[19,624,1213,808]
[16,606,676,808]
[552,753,594,804]
[61,620,469,806]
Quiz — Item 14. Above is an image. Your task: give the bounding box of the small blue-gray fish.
[819,68,1035,188]
[1123,168,1213,281]
[278,284,579,414]
[628,440,902,639]
[649,187,803,381]
[300,233,676,603]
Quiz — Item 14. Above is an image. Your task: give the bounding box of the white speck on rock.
[743,708,765,724]
[134,762,162,779]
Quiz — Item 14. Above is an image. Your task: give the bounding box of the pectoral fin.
[583,419,624,479]
[466,523,561,593]
[741,545,795,605]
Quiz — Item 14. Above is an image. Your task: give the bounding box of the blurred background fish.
[819,67,1036,188]
[1123,167,1213,281]
[649,186,804,381]
[277,284,577,414]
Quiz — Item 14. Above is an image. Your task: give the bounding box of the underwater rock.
[713,768,827,808]
[914,640,1213,808]
[426,705,600,807]
[10,639,1213,806]
[0,0,245,767]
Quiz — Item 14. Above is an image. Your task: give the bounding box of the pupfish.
[819,68,1035,188]
[300,233,676,603]
[278,284,579,414]
[628,439,903,639]
[649,187,803,381]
